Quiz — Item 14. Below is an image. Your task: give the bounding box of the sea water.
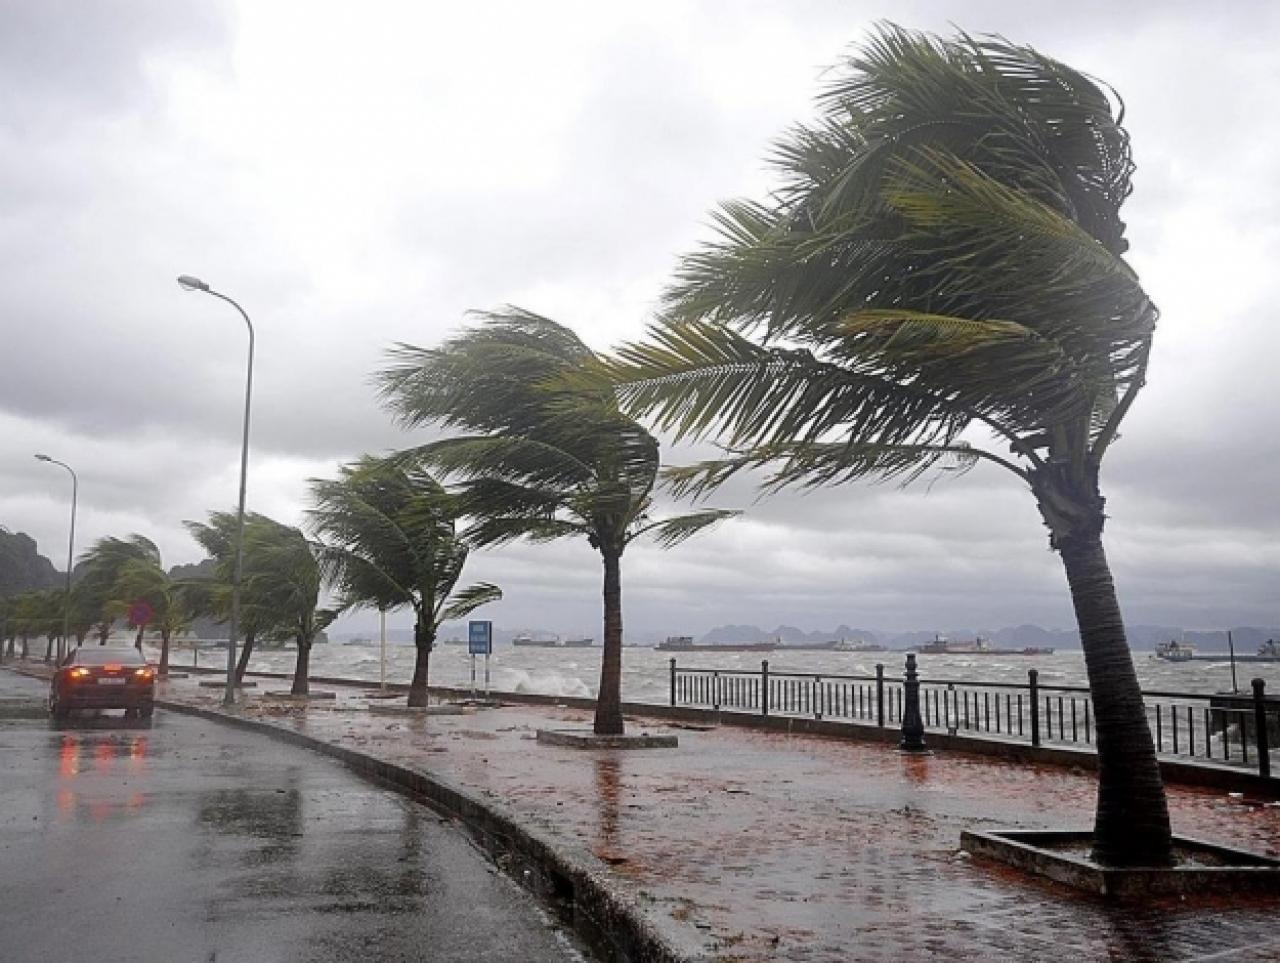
[156,642,1280,703]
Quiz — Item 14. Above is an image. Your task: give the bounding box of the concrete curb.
[155,697,704,963]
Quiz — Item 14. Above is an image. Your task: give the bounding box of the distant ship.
[442,637,467,646]
[562,637,594,647]
[918,635,1054,656]
[656,636,777,653]
[512,633,560,648]
[1156,639,1280,663]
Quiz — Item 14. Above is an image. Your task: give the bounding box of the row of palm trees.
[369,25,1174,867]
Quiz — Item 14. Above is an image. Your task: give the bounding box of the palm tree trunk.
[43,635,54,663]
[291,637,311,696]
[235,630,257,684]
[1059,529,1172,866]
[20,633,29,659]
[408,617,432,708]
[134,625,144,652]
[594,549,625,736]
[159,629,171,677]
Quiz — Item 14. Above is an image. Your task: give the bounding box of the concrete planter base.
[366,703,471,716]
[261,690,337,701]
[536,728,678,750]
[961,829,1280,898]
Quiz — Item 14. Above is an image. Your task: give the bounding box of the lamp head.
[177,274,210,292]
[34,453,51,463]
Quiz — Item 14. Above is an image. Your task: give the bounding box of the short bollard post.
[669,658,677,707]
[876,663,885,728]
[1254,678,1271,779]
[761,660,770,717]
[1029,669,1041,748]
[899,653,927,751]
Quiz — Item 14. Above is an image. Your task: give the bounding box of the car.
[50,646,156,719]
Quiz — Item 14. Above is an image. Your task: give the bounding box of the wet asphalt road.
[0,671,586,963]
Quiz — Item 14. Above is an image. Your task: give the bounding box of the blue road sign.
[468,620,493,656]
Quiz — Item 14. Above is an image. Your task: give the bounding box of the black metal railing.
[669,657,1275,778]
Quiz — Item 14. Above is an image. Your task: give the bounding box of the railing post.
[815,675,823,720]
[1028,669,1041,748]
[712,671,721,712]
[899,654,926,751]
[946,683,957,736]
[669,658,677,707]
[1254,677,1271,778]
[761,660,769,717]
[876,663,885,728]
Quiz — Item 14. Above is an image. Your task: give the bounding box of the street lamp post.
[178,274,254,707]
[34,454,77,663]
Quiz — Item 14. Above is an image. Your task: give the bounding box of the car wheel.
[123,707,137,720]
[139,705,154,719]
[50,695,68,720]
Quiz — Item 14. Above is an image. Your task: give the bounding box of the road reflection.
[54,730,151,823]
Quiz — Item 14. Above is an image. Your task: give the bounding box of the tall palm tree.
[185,512,281,682]
[114,557,194,676]
[78,535,163,651]
[309,456,502,708]
[375,309,737,735]
[238,518,340,696]
[599,26,1168,865]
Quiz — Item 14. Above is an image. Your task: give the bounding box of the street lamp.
[34,454,77,663]
[177,274,255,707]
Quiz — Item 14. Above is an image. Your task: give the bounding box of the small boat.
[1155,640,1195,662]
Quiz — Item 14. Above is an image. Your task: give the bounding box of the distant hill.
[0,529,61,597]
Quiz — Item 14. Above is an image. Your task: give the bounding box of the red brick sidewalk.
[134,674,1280,963]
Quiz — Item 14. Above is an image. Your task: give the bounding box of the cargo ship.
[656,636,777,653]
[1155,639,1280,663]
[562,637,595,648]
[918,635,1054,656]
[512,634,560,648]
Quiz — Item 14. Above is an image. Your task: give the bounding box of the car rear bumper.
[57,686,154,709]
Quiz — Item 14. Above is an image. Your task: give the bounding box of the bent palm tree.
[239,519,339,696]
[309,456,501,708]
[376,309,737,735]
[78,535,164,652]
[185,512,281,682]
[601,26,1168,865]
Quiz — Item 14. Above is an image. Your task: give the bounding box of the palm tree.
[238,518,340,696]
[599,26,1168,865]
[375,309,737,735]
[309,456,501,708]
[78,535,162,650]
[185,512,281,683]
[36,589,63,664]
[114,557,194,676]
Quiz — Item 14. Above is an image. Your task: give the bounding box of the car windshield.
[71,648,147,666]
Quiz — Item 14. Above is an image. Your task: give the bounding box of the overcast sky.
[2,1,1276,638]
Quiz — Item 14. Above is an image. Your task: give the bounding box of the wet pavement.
[9,663,1280,961]
[0,670,586,963]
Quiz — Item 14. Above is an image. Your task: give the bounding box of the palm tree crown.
[309,455,501,707]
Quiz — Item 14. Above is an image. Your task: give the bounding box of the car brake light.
[68,667,91,680]
[134,667,154,680]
